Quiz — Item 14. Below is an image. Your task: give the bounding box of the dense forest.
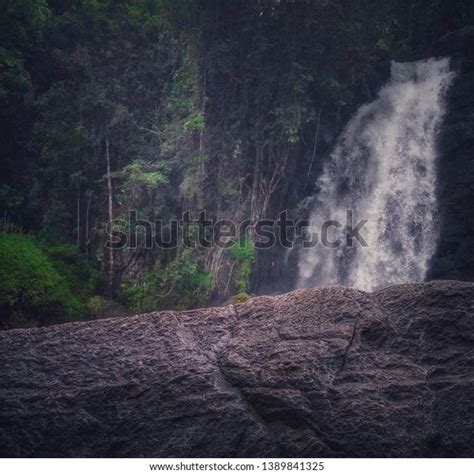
[1,0,473,328]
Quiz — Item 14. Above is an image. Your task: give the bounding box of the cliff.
[429,26,474,281]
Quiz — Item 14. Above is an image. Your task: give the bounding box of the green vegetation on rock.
[228,238,255,293]
[0,234,85,328]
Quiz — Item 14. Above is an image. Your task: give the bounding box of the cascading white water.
[297,57,455,291]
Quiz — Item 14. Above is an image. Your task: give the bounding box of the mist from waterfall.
[297,57,456,291]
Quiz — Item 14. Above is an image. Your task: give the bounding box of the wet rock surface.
[0,280,473,457]
[429,26,474,282]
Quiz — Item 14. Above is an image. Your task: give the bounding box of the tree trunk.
[76,189,81,245]
[304,107,323,189]
[85,191,92,257]
[198,66,206,179]
[250,147,262,228]
[105,134,114,291]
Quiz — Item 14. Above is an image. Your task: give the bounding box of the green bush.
[87,295,129,319]
[87,295,108,316]
[0,234,85,328]
[233,292,250,304]
[121,249,212,313]
[228,237,255,293]
[39,242,102,297]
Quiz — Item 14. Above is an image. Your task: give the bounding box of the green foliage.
[183,111,205,133]
[228,238,255,293]
[0,234,85,327]
[87,295,108,316]
[121,249,211,313]
[39,242,102,298]
[0,47,31,103]
[233,292,250,304]
[118,160,168,187]
[113,160,169,211]
[0,215,24,235]
[86,295,128,319]
[0,184,24,211]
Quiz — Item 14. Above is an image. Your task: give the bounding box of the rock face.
[0,280,473,457]
[429,26,474,281]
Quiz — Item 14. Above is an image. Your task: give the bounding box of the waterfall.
[297,57,456,291]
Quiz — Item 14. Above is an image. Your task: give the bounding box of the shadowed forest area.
[1,0,473,328]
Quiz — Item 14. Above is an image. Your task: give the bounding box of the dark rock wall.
[0,280,473,457]
[429,26,474,282]
[373,30,474,285]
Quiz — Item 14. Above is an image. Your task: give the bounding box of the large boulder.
[0,280,473,457]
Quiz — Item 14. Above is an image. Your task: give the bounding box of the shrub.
[121,249,212,313]
[0,234,85,328]
[227,237,255,293]
[233,292,250,304]
[87,295,128,319]
[87,296,109,316]
[39,242,102,297]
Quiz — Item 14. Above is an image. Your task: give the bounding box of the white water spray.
[297,58,455,291]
